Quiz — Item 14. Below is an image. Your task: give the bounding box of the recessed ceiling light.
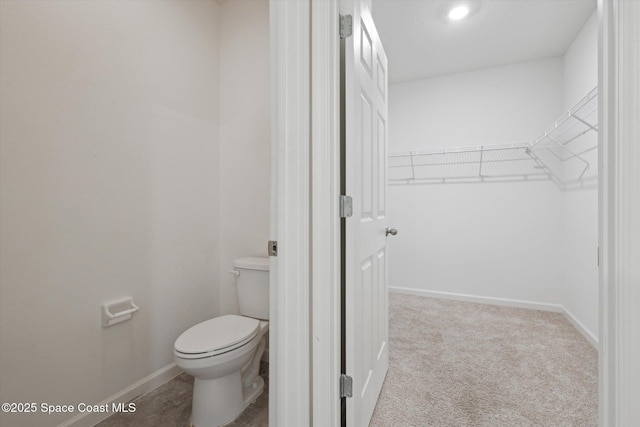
[448,5,469,21]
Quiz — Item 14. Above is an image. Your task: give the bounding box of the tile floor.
[96,362,268,427]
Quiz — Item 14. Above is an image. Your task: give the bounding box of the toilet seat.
[175,315,259,359]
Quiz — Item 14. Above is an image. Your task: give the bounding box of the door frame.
[598,0,640,425]
[270,0,342,425]
[310,0,342,425]
[269,1,312,425]
[271,0,640,425]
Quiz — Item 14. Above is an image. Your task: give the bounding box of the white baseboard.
[58,363,182,427]
[389,286,598,348]
[561,306,598,348]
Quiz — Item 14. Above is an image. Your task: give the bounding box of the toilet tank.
[233,257,270,320]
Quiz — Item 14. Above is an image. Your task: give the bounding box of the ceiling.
[371,0,596,83]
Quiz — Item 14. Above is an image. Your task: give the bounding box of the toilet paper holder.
[102,297,140,328]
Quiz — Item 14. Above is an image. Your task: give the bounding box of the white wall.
[0,2,221,426]
[561,11,598,339]
[218,0,271,315]
[388,58,566,305]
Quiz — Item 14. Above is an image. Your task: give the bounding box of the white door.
[342,1,389,425]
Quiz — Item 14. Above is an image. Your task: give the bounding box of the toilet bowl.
[174,257,270,427]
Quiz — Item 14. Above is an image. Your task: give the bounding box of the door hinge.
[340,374,353,398]
[340,14,353,39]
[268,240,278,257]
[339,195,353,218]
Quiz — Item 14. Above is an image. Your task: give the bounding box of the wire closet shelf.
[388,86,598,188]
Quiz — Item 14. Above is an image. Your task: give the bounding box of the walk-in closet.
[377,0,599,343]
[370,0,599,424]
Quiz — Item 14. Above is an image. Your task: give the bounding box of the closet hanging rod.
[388,156,535,169]
[389,142,532,159]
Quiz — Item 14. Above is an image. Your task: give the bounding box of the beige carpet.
[370,293,597,427]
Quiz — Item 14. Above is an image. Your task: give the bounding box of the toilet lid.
[174,315,259,356]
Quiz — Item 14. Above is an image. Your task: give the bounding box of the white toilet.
[174,257,269,427]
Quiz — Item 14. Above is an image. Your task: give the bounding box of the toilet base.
[190,370,265,427]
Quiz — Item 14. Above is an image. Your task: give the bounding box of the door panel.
[342,1,389,425]
[377,113,386,217]
[361,94,373,219]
